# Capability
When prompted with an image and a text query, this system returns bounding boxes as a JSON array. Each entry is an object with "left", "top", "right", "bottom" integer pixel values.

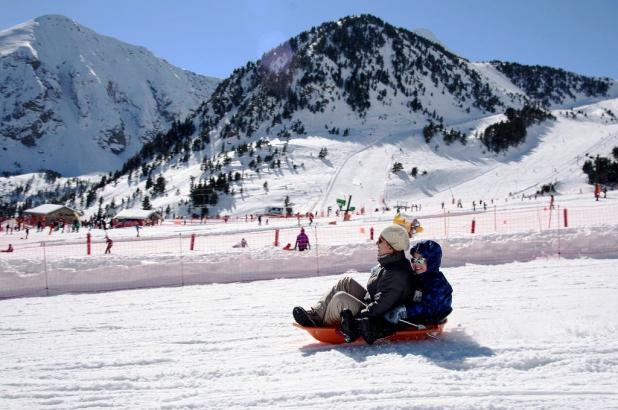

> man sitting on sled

[{"left": 292, "top": 225, "right": 413, "bottom": 335}]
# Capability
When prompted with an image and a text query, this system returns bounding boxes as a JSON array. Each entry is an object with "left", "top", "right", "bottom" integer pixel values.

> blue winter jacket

[{"left": 405, "top": 240, "right": 453, "bottom": 324}]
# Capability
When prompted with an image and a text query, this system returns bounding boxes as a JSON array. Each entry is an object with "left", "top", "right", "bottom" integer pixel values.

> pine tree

[
  {"left": 142, "top": 196, "right": 152, "bottom": 210},
  {"left": 153, "top": 175, "right": 166, "bottom": 195}
]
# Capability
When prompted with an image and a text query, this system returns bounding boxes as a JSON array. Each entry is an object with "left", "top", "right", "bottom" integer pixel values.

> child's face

[{"left": 411, "top": 252, "right": 428, "bottom": 274}]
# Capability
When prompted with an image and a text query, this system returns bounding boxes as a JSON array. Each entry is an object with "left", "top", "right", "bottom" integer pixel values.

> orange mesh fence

[{"left": 1, "top": 201, "right": 617, "bottom": 298}]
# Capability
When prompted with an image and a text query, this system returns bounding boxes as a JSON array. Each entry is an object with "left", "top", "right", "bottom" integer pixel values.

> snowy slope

[
  {"left": 1, "top": 257, "right": 616, "bottom": 408},
  {"left": 2, "top": 96, "right": 617, "bottom": 226},
  {"left": 0, "top": 15, "right": 220, "bottom": 176},
  {"left": 54, "top": 97, "right": 614, "bottom": 219}
]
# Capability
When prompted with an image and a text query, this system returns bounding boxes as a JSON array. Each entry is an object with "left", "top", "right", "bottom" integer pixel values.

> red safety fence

[{"left": 1, "top": 201, "right": 617, "bottom": 299}]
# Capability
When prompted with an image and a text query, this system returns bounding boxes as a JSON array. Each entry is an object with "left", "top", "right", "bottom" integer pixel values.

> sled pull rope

[{"left": 399, "top": 319, "right": 426, "bottom": 330}]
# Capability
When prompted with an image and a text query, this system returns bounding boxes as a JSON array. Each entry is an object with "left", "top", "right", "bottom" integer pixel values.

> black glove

[
  {"left": 360, "top": 317, "right": 397, "bottom": 345},
  {"left": 340, "top": 309, "right": 359, "bottom": 343}
]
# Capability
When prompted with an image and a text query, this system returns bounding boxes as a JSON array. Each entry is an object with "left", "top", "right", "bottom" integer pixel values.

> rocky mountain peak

[{"left": 0, "top": 15, "right": 220, "bottom": 176}]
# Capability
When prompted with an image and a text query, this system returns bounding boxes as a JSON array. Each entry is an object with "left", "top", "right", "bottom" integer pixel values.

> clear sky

[{"left": 1, "top": 0, "right": 617, "bottom": 80}]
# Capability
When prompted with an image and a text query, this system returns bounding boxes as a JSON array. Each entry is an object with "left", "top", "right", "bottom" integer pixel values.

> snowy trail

[
  {"left": 1, "top": 258, "right": 617, "bottom": 409},
  {"left": 315, "top": 129, "right": 418, "bottom": 212}
]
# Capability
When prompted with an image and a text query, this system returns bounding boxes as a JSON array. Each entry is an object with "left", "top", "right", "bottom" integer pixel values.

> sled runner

[{"left": 293, "top": 320, "right": 446, "bottom": 344}]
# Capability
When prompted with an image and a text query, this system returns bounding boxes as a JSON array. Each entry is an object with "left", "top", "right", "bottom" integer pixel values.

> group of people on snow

[{"left": 292, "top": 215, "right": 452, "bottom": 344}]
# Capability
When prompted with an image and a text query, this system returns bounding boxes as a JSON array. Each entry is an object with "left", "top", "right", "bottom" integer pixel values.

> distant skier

[
  {"left": 104, "top": 236, "right": 113, "bottom": 254},
  {"left": 294, "top": 228, "right": 310, "bottom": 251},
  {"left": 594, "top": 184, "right": 601, "bottom": 201},
  {"left": 1, "top": 243, "right": 14, "bottom": 253}
]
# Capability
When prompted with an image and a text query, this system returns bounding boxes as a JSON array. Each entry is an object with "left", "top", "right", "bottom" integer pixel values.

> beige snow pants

[{"left": 312, "top": 277, "right": 368, "bottom": 326}]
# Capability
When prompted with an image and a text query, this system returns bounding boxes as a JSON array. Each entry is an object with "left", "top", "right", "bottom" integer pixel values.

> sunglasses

[{"left": 411, "top": 257, "right": 426, "bottom": 265}]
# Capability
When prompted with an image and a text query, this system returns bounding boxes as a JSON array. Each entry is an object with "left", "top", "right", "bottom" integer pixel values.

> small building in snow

[
  {"left": 23, "top": 204, "right": 81, "bottom": 226},
  {"left": 112, "top": 209, "right": 162, "bottom": 228}
]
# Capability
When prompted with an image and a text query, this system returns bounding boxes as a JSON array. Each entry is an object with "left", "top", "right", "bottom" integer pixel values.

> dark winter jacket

[
  {"left": 364, "top": 251, "right": 414, "bottom": 318},
  {"left": 406, "top": 240, "right": 453, "bottom": 323}
]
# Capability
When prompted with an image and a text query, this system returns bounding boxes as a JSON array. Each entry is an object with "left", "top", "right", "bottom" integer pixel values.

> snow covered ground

[
  {"left": 1, "top": 257, "right": 617, "bottom": 409},
  {"left": 1, "top": 95, "right": 617, "bottom": 408},
  {"left": 1, "top": 195, "right": 617, "bottom": 408}
]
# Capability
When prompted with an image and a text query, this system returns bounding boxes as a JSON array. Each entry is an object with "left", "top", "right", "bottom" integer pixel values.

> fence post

[
  {"left": 557, "top": 206, "right": 561, "bottom": 259},
  {"left": 314, "top": 225, "right": 319, "bottom": 276},
  {"left": 370, "top": 227, "right": 374, "bottom": 241},
  {"left": 563, "top": 208, "right": 568, "bottom": 228},
  {"left": 190, "top": 233, "right": 196, "bottom": 251},
  {"left": 471, "top": 218, "right": 476, "bottom": 234},
  {"left": 274, "top": 229, "right": 280, "bottom": 247},
  {"left": 42, "top": 241, "right": 49, "bottom": 296},
  {"left": 86, "top": 233, "right": 91, "bottom": 255},
  {"left": 179, "top": 233, "right": 185, "bottom": 286}
]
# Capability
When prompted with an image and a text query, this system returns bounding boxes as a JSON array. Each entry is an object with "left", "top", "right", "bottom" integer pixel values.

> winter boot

[
  {"left": 359, "top": 318, "right": 396, "bottom": 345},
  {"left": 293, "top": 306, "right": 322, "bottom": 327},
  {"left": 339, "top": 309, "right": 360, "bottom": 343}
]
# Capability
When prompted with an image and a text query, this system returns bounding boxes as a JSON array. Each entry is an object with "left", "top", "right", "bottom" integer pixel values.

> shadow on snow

[{"left": 299, "top": 327, "right": 494, "bottom": 371}]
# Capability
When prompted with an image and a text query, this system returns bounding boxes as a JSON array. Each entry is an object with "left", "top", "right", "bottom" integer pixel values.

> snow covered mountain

[
  {"left": 2, "top": 14, "right": 618, "bottom": 219},
  {"left": 191, "top": 14, "right": 614, "bottom": 144},
  {"left": 0, "top": 15, "right": 220, "bottom": 176}
]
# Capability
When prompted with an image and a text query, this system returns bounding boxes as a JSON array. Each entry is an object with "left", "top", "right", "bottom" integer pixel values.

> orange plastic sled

[{"left": 293, "top": 321, "right": 446, "bottom": 344}]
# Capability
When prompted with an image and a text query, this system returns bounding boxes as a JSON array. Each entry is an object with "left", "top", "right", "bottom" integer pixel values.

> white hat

[{"left": 379, "top": 224, "right": 410, "bottom": 252}]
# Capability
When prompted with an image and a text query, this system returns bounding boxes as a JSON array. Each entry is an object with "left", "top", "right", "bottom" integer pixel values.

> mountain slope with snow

[
  {"left": 0, "top": 15, "right": 220, "bottom": 176},
  {"left": 1, "top": 14, "right": 617, "bottom": 221}
]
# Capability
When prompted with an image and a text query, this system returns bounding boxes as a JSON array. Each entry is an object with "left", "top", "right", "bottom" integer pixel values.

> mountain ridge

[{"left": 0, "top": 14, "right": 220, "bottom": 176}]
